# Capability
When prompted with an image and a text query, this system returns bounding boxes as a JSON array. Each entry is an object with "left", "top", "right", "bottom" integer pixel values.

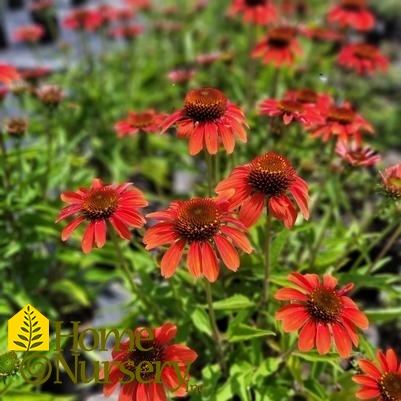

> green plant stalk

[
  {"left": 43, "top": 110, "right": 54, "bottom": 197},
  {"left": 109, "top": 227, "right": 162, "bottom": 322},
  {"left": 0, "top": 131, "right": 11, "bottom": 190},
  {"left": 204, "top": 280, "right": 227, "bottom": 375}
]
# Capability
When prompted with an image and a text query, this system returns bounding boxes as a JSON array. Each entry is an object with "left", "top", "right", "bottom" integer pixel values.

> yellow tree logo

[{"left": 8, "top": 304, "right": 49, "bottom": 351}]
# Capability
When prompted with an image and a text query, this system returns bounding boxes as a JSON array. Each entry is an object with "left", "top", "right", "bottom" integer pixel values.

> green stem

[
  {"left": 0, "top": 132, "right": 11, "bottom": 190},
  {"left": 43, "top": 110, "right": 54, "bottom": 197},
  {"left": 205, "top": 151, "right": 214, "bottom": 197},
  {"left": 204, "top": 280, "right": 227, "bottom": 375},
  {"left": 109, "top": 228, "right": 162, "bottom": 322},
  {"left": 258, "top": 206, "right": 272, "bottom": 326}
]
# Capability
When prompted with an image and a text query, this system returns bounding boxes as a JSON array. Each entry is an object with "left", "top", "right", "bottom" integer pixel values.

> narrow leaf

[
  {"left": 13, "top": 341, "right": 27, "bottom": 349},
  {"left": 18, "top": 334, "right": 29, "bottom": 342},
  {"left": 32, "top": 334, "right": 42, "bottom": 341},
  {"left": 30, "top": 342, "right": 43, "bottom": 349}
]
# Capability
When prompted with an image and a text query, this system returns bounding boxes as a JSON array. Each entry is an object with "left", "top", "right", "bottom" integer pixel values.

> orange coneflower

[
  {"left": 337, "top": 43, "right": 389, "bottom": 75},
  {"left": 252, "top": 26, "right": 302, "bottom": 67},
  {"left": 380, "top": 163, "right": 401, "bottom": 200},
  {"left": 309, "top": 101, "right": 374, "bottom": 145},
  {"left": 228, "top": 0, "right": 277, "bottom": 26},
  {"left": 352, "top": 348, "right": 401, "bottom": 401},
  {"left": 56, "top": 178, "right": 148, "bottom": 253},
  {"left": 0, "top": 65, "right": 20, "bottom": 85},
  {"left": 326, "top": 0, "right": 375, "bottom": 32},
  {"left": 336, "top": 140, "right": 381, "bottom": 167},
  {"left": 215, "top": 153, "right": 309, "bottom": 228},
  {"left": 13, "top": 24, "right": 44, "bottom": 43},
  {"left": 275, "top": 272, "right": 369, "bottom": 358},
  {"left": 161, "top": 87, "right": 248, "bottom": 155},
  {"left": 143, "top": 197, "right": 252, "bottom": 282},
  {"left": 114, "top": 110, "right": 165, "bottom": 138},
  {"left": 101, "top": 323, "right": 198, "bottom": 401},
  {"left": 63, "top": 8, "right": 104, "bottom": 31},
  {"left": 259, "top": 97, "right": 324, "bottom": 127}
]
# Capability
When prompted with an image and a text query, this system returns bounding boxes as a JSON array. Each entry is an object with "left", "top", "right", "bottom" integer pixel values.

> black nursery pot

[
  {"left": 7, "top": 0, "right": 24, "bottom": 10},
  {"left": 30, "top": 10, "right": 60, "bottom": 44},
  {"left": 70, "top": 0, "right": 87, "bottom": 6},
  {"left": 0, "top": 23, "right": 7, "bottom": 49}
]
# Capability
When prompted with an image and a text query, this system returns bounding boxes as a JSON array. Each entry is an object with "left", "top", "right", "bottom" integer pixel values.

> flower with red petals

[
  {"left": 166, "top": 68, "right": 196, "bottom": 84},
  {"left": 252, "top": 26, "right": 302, "bottom": 67},
  {"left": 56, "top": 178, "right": 148, "bottom": 253},
  {"left": 336, "top": 141, "right": 381, "bottom": 167},
  {"left": 110, "top": 25, "right": 144, "bottom": 40},
  {"left": 124, "top": 0, "right": 152, "bottom": 11},
  {"left": 259, "top": 97, "right": 324, "bottom": 127},
  {"left": 215, "top": 153, "right": 309, "bottom": 228},
  {"left": 228, "top": 0, "right": 277, "bottom": 26},
  {"left": 114, "top": 110, "right": 165, "bottom": 138},
  {"left": 300, "top": 24, "right": 344, "bottom": 42},
  {"left": 63, "top": 8, "right": 104, "bottom": 31},
  {"left": 337, "top": 43, "right": 389, "bottom": 75},
  {"left": 13, "top": 24, "right": 44, "bottom": 43},
  {"left": 0, "top": 65, "right": 20, "bottom": 85},
  {"left": 161, "top": 87, "right": 248, "bottom": 155},
  {"left": 143, "top": 197, "right": 252, "bottom": 282},
  {"left": 275, "top": 272, "right": 369, "bottom": 358},
  {"left": 309, "top": 101, "right": 374, "bottom": 145},
  {"left": 102, "top": 323, "right": 198, "bottom": 401},
  {"left": 353, "top": 348, "right": 401, "bottom": 401},
  {"left": 326, "top": 0, "right": 375, "bottom": 31},
  {"left": 380, "top": 164, "right": 401, "bottom": 200}
]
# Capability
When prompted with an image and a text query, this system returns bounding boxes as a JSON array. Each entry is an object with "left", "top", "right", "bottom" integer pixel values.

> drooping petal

[
  {"left": 109, "top": 215, "right": 132, "bottom": 240},
  {"left": 239, "top": 193, "right": 265, "bottom": 227},
  {"left": 220, "top": 226, "right": 252, "bottom": 253},
  {"left": 187, "top": 242, "right": 202, "bottom": 278},
  {"left": 200, "top": 241, "right": 219, "bottom": 282},
  {"left": 82, "top": 222, "right": 96, "bottom": 253},
  {"left": 60, "top": 216, "right": 85, "bottom": 241},
  {"left": 298, "top": 320, "right": 316, "bottom": 352},
  {"left": 316, "top": 323, "right": 331, "bottom": 355},
  {"left": 214, "top": 234, "right": 239, "bottom": 271},
  {"left": 94, "top": 219, "right": 107, "bottom": 249},
  {"left": 332, "top": 323, "right": 352, "bottom": 358},
  {"left": 160, "top": 240, "right": 186, "bottom": 278}
]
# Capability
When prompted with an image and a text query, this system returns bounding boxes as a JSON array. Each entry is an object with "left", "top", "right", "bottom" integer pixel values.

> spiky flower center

[
  {"left": 184, "top": 88, "right": 227, "bottom": 122},
  {"left": 248, "top": 153, "right": 296, "bottom": 197},
  {"left": 124, "top": 340, "right": 164, "bottom": 381},
  {"left": 384, "top": 176, "right": 401, "bottom": 199},
  {"left": 174, "top": 198, "right": 221, "bottom": 242},
  {"left": 0, "top": 351, "right": 20, "bottom": 377},
  {"left": 5, "top": 117, "right": 28, "bottom": 137},
  {"left": 268, "top": 27, "right": 296, "bottom": 48},
  {"left": 128, "top": 111, "right": 155, "bottom": 128},
  {"left": 353, "top": 44, "right": 378, "bottom": 60},
  {"left": 278, "top": 100, "right": 304, "bottom": 114},
  {"left": 295, "top": 89, "right": 318, "bottom": 104},
  {"left": 341, "top": 0, "right": 366, "bottom": 11},
  {"left": 245, "top": 0, "right": 266, "bottom": 6},
  {"left": 306, "top": 286, "right": 343, "bottom": 323},
  {"left": 378, "top": 372, "right": 401, "bottom": 401},
  {"left": 82, "top": 188, "right": 120, "bottom": 220},
  {"left": 327, "top": 106, "right": 355, "bottom": 125}
]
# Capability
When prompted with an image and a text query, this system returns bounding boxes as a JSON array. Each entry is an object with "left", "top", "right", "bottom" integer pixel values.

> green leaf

[
  {"left": 50, "top": 279, "right": 90, "bottom": 306},
  {"left": 1, "top": 392, "right": 75, "bottom": 401},
  {"left": 190, "top": 307, "right": 212, "bottom": 336},
  {"left": 18, "top": 334, "right": 29, "bottom": 342},
  {"left": 31, "top": 341, "right": 43, "bottom": 349},
  {"left": 32, "top": 334, "right": 42, "bottom": 341},
  {"left": 227, "top": 324, "right": 275, "bottom": 343},
  {"left": 13, "top": 341, "right": 27, "bottom": 348},
  {"left": 212, "top": 295, "right": 254, "bottom": 310},
  {"left": 365, "top": 307, "right": 401, "bottom": 323}
]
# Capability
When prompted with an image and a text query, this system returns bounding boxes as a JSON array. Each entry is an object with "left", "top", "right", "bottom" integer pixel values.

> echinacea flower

[
  {"left": 63, "top": 8, "right": 104, "bottom": 31},
  {"left": 161, "top": 87, "right": 248, "bottom": 155},
  {"left": 275, "top": 272, "right": 369, "bottom": 358},
  {"left": 215, "top": 153, "right": 309, "bottom": 228},
  {"left": 228, "top": 0, "right": 277, "bottom": 26},
  {"left": 13, "top": 24, "right": 44, "bottom": 43},
  {"left": 259, "top": 97, "right": 324, "bottom": 127},
  {"left": 352, "top": 348, "right": 401, "bottom": 401},
  {"left": 336, "top": 140, "right": 381, "bottom": 167},
  {"left": 35, "top": 84, "right": 64, "bottom": 107},
  {"left": 252, "top": 26, "right": 302, "bottom": 67},
  {"left": 166, "top": 68, "right": 196, "bottom": 84},
  {"left": 56, "top": 178, "right": 148, "bottom": 253},
  {"left": 309, "top": 101, "right": 374, "bottom": 145},
  {"left": 4, "top": 117, "right": 28, "bottom": 137},
  {"left": 143, "top": 197, "right": 252, "bottom": 282},
  {"left": 114, "top": 110, "right": 165, "bottom": 138},
  {"left": 380, "top": 163, "right": 401, "bottom": 200},
  {"left": 102, "top": 323, "right": 198, "bottom": 401},
  {"left": 326, "top": 0, "right": 375, "bottom": 32},
  {"left": 0, "top": 65, "right": 20, "bottom": 85},
  {"left": 109, "top": 25, "right": 144, "bottom": 40},
  {"left": 337, "top": 43, "right": 389, "bottom": 75}
]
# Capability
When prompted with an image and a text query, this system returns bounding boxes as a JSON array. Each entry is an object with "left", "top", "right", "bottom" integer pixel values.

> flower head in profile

[
  {"left": 161, "top": 87, "right": 248, "bottom": 155},
  {"left": 352, "top": 348, "right": 401, "bottom": 401},
  {"left": 215, "top": 153, "right": 309, "bottom": 228},
  {"left": 0, "top": 65, "right": 20, "bottom": 85},
  {"left": 337, "top": 43, "right": 389, "bottom": 75},
  {"left": 380, "top": 164, "right": 401, "bottom": 200},
  {"left": 326, "top": 0, "right": 375, "bottom": 31},
  {"left": 309, "top": 101, "right": 374, "bottom": 145},
  {"left": 13, "top": 24, "right": 44, "bottom": 43},
  {"left": 259, "top": 97, "right": 324, "bottom": 127},
  {"left": 35, "top": 84, "right": 65, "bottom": 107},
  {"left": 102, "top": 323, "right": 197, "bottom": 401},
  {"left": 336, "top": 141, "right": 381, "bottom": 167},
  {"left": 114, "top": 110, "right": 165, "bottom": 138},
  {"left": 143, "top": 197, "right": 252, "bottom": 282},
  {"left": 56, "top": 178, "right": 148, "bottom": 253},
  {"left": 228, "top": 0, "right": 277, "bottom": 26},
  {"left": 63, "top": 8, "right": 103, "bottom": 31},
  {"left": 252, "top": 26, "right": 302, "bottom": 67},
  {"left": 275, "top": 272, "right": 369, "bottom": 358},
  {"left": 4, "top": 117, "right": 28, "bottom": 137},
  {"left": 166, "top": 68, "right": 196, "bottom": 84}
]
